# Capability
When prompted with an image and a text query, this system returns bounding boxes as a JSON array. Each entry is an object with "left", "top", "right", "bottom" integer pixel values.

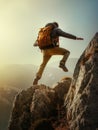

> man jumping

[{"left": 33, "top": 22, "right": 84, "bottom": 85}]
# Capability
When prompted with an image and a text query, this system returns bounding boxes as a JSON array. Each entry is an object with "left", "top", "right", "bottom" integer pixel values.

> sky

[{"left": 0, "top": 0, "right": 98, "bottom": 65}]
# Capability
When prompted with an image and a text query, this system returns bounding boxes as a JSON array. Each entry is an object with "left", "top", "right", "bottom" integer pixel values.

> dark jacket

[
  {"left": 51, "top": 28, "right": 76, "bottom": 40},
  {"left": 42, "top": 27, "right": 77, "bottom": 49},
  {"left": 34, "top": 23, "right": 77, "bottom": 49},
  {"left": 45, "top": 22, "right": 76, "bottom": 40}
]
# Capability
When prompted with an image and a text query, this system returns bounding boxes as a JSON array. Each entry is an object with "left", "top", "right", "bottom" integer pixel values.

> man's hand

[
  {"left": 33, "top": 41, "right": 38, "bottom": 47},
  {"left": 76, "top": 37, "right": 84, "bottom": 40}
]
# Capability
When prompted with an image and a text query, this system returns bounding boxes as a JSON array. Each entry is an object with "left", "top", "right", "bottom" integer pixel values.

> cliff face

[
  {"left": 65, "top": 32, "right": 98, "bottom": 130},
  {"left": 8, "top": 77, "right": 71, "bottom": 130},
  {"left": 8, "top": 33, "right": 98, "bottom": 130}
]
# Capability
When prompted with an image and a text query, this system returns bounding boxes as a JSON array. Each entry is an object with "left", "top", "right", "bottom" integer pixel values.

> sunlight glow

[{"left": 0, "top": 0, "right": 98, "bottom": 65}]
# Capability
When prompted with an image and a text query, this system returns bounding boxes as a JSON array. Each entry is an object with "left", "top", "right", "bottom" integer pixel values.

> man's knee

[
  {"left": 67, "top": 50, "right": 70, "bottom": 55},
  {"left": 64, "top": 50, "right": 70, "bottom": 56}
]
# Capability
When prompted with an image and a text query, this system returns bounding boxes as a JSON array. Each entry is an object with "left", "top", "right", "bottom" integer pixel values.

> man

[{"left": 33, "top": 22, "right": 83, "bottom": 85}]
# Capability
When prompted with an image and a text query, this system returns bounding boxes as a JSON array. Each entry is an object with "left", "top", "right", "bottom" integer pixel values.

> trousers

[{"left": 36, "top": 47, "right": 70, "bottom": 79}]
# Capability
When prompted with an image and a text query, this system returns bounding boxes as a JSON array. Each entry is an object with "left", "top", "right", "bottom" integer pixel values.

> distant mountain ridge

[
  {"left": 0, "top": 58, "right": 77, "bottom": 88},
  {"left": 49, "top": 58, "right": 78, "bottom": 73}
]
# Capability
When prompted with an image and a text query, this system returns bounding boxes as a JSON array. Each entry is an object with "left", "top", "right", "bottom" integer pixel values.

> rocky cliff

[
  {"left": 65, "top": 32, "right": 98, "bottom": 130},
  {"left": 8, "top": 77, "right": 71, "bottom": 130},
  {"left": 8, "top": 33, "right": 98, "bottom": 130}
]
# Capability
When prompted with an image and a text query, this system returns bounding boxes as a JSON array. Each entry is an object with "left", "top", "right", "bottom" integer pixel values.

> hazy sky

[{"left": 0, "top": 0, "right": 98, "bottom": 65}]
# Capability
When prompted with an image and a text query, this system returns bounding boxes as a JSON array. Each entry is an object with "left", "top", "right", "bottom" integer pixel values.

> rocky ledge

[{"left": 8, "top": 77, "right": 71, "bottom": 130}]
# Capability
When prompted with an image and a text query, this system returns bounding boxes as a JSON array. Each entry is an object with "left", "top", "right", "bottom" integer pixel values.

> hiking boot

[
  {"left": 59, "top": 63, "right": 68, "bottom": 72},
  {"left": 33, "top": 76, "right": 40, "bottom": 85}
]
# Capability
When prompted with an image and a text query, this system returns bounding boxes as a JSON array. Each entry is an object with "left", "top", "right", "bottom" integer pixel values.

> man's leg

[
  {"left": 33, "top": 52, "right": 51, "bottom": 85},
  {"left": 47, "top": 47, "right": 70, "bottom": 72}
]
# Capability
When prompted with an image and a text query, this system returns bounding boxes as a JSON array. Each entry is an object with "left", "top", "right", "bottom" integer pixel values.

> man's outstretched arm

[{"left": 56, "top": 28, "right": 84, "bottom": 40}]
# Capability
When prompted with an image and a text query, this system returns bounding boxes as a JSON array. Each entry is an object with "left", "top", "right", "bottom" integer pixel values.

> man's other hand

[
  {"left": 33, "top": 41, "right": 38, "bottom": 47},
  {"left": 76, "top": 37, "right": 84, "bottom": 40}
]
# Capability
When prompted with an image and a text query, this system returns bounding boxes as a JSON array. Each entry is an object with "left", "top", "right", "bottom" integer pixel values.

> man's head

[
  {"left": 52, "top": 22, "right": 59, "bottom": 27},
  {"left": 45, "top": 22, "right": 59, "bottom": 28}
]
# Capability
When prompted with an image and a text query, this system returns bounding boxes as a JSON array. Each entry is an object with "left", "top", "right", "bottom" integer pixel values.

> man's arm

[
  {"left": 76, "top": 37, "right": 84, "bottom": 40},
  {"left": 56, "top": 28, "right": 84, "bottom": 40}
]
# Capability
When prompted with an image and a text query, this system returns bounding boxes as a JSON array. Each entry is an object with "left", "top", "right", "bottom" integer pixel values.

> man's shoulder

[{"left": 52, "top": 28, "right": 63, "bottom": 36}]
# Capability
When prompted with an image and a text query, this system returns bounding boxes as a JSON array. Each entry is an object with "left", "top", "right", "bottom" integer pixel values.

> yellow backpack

[{"left": 37, "top": 26, "right": 53, "bottom": 49}]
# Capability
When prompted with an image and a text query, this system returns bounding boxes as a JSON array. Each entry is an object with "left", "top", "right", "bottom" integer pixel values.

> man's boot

[{"left": 33, "top": 76, "right": 40, "bottom": 85}]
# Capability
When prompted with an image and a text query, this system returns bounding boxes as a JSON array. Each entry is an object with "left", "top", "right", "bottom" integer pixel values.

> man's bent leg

[
  {"left": 33, "top": 54, "right": 51, "bottom": 85},
  {"left": 59, "top": 50, "right": 70, "bottom": 72},
  {"left": 47, "top": 47, "right": 70, "bottom": 72}
]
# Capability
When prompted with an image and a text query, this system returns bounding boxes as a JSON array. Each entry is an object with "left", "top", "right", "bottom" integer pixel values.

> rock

[
  {"left": 8, "top": 78, "right": 71, "bottom": 130},
  {"left": 53, "top": 77, "right": 72, "bottom": 105},
  {"left": 65, "top": 33, "right": 98, "bottom": 130}
]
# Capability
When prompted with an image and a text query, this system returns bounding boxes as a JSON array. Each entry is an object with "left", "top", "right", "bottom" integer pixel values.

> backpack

[{"left": 37, "top": 26, "right": 53, "bottom": 49}]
